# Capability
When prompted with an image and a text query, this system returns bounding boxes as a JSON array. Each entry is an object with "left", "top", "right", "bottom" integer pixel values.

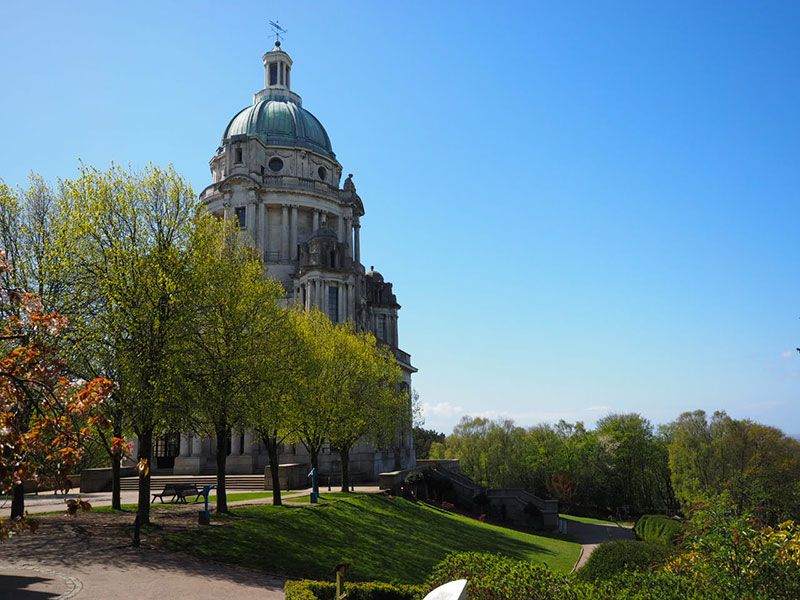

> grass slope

[{"left": 161, "top": 494, "right": 580, "bottom": 583}]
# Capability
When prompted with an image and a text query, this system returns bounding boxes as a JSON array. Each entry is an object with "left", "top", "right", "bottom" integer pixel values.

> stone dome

[
  {"left": 366, "top": 266, "right": 384, "bottom": 282},
  {"left": 222, "top": 98, "right": 334, "bottom": 159}
]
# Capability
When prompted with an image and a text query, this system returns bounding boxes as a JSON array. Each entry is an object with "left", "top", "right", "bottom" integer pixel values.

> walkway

[
  {"left": 565, "top": 519, "right": 635, "bottom": 571},
  {"left": 0, "top": 486, "right": 387, "bottom": 599}
]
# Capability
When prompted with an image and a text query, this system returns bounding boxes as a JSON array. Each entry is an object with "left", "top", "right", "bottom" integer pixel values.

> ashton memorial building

[{"left": 165, "top": 41, "right": 416, "bottom": 479}]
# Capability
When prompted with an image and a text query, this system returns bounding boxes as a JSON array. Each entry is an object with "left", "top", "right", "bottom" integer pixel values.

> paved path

[
  {"left": 0, "top": 486, "right": 384, "bottom": 599},
  {"left": 565, "top": 519, "right": 635, "bottom": 571}
]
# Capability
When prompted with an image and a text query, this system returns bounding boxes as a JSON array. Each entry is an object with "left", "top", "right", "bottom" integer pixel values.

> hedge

[
  {"left": 284, "top": 580, "right": 424, "bottom": 600},
  {"left": 633, "top": 514, "right": 684, "bottom": 545},
  {"left": 423, "top": 552, "right": 587, "bottom": 600},
  {"left": 575, "top": 540, "right": 676, "bottom": 583}
]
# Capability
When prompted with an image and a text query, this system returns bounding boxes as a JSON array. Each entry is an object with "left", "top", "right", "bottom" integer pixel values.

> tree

[
  {"left": 290, "top": 310, "right": 344, "bottom": 474},
  {"left": 413, "top": 426, "right": 445, "bottom": 460},
  {"left": 668, "top": 410, "right": 800, "bottom": 521},
  {"left": 0, "top": 248, "right": 113, "bottom": 531},
  {"left": 61, "top": 163, "right": 195, "bottom": 524},
  {"left": 326, "top": 326, "right": 407, "bottom": 492},
  {"left": 246, "top": 307, "right": 308, "bottom": 507},
  {"left": 177, "top": 214, "right": 284, "bottom": 512}
]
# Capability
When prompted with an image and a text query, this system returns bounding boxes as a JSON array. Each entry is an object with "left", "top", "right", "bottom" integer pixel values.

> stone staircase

[{"left": 119, "top": 474, "right": 269, "bottom": 491}]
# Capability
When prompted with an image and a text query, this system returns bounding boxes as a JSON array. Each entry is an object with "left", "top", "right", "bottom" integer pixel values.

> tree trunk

[
  {"left": 10, "top": 482, "right": 25, "bottom": 519},
  {"left": 136, "top": 429, "right": 153, "bottom": 525},
  {"left": 215, "top": 428, "right": 228, "bottom": 513},
  {"left": 111, "top": 421, "right": 123, "bottom": 510},
  {"left": 111, "top": 455, "right": 121, "bottom": 511},
  {"left": 309, "top": 447, "right": 320, "bottom": 473},
  {"left": 264, "top": 435, "right": 282, "bottom": 506},
  {"left": 338, "top": 445, "right": 351, "bottom": 493}
]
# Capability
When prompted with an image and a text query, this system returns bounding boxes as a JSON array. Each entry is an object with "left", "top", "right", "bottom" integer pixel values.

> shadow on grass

[{"left": 160, "top": 494, "right": 580, "bottom": 583}]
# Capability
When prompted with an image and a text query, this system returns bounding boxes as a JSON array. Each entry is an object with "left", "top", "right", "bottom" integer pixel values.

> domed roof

[
  {"left": 366, "top": 266, "right": 384, "bottom": 282},
  {"left": 222, "top": 98, "right": 334, "bottom": 158}
]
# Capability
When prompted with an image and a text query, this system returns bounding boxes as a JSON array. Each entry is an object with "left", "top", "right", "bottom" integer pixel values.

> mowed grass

[
  {"left": 287, "top": 491, "right": 368, "bottom": 503},
  {"left": 161, "top": 494, "right": 581, "bottom": 583},
  {"left": 559, "top": 513, "right": 635, "bottom": 527},
  {"left": 93, "top": 491, "right": 277, "bottom": 513}
]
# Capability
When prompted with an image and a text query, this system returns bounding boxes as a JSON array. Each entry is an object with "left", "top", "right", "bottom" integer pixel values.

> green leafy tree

[
  {"left": 668, "top": 410, "right": 800, "bottom": 521},
  {"left": 177, "top": 214, "right": 284, "bottom": 512},
  {"left": 413, "top": 426, "right": 445, "bottom": 460},
  {"left": 326, "top": 326, "right": 408, "bottom": 492},
  {"left": 61, "top": 163, "right": 195, "bottom": 524}
]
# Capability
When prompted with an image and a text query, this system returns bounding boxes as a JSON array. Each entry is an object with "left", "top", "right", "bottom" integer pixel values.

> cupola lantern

[{"left": 262, "top": 41, "right": 292, "bottom": 91}]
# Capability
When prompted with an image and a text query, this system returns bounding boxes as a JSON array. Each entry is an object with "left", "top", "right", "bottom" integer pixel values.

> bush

[
  {"left": 424, "top": 552, "right": 587, "bottom": 600},
  {"left": 284, "top": 580, "right": 424, "bottom": 600},
  {"left": 576, "top": 540, "right": 675, "bottom": 583},
  {"left": 633, "top": 514, "right": 684, "bottom": 545},
  {"left": 588, "top": 571, "right": 718, "bottom": 600}
]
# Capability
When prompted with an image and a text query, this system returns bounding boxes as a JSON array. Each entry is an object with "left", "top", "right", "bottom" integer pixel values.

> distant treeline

[{"left": 416, "top": 410, "right": 800, "bottom": 521}]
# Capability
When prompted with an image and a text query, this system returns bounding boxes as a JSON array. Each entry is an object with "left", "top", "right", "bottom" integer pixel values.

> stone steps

[{"left": 119, "top": 474, "right": 267, "bottom": 491}]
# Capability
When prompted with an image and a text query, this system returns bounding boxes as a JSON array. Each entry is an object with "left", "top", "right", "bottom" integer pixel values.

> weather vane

[{"left": 269, "top": 20, "right": 288, "bottom": 44}]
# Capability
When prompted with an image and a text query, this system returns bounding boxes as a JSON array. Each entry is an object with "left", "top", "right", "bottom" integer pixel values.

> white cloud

[
  {"left": 583, "top": 405, "right": 611, "bottom": 412},
  {"left": 422, "top": 401, "right": 464, "bottom": 418},
  {"left": 781, "top": 350, "right": 795, "bottom": 359}
]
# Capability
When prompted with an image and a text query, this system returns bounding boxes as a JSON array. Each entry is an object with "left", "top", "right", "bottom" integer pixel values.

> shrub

[
  {"left": 633, "top": 514, "right": 684, "bottom": 545},
  {"left": 284, "top": 580, "right": 424, "bottom": 600},
  {"left": 588, "top": 571, "right": 718, "bottom": 600},
  {"left": 424, "top": 552, "right": 587, "bottom": 600},
  {"left": 576, "top": 540, "right": 675, "bottom": 583}
]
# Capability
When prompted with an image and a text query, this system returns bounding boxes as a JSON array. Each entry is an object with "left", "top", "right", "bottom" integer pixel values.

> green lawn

[
  {"left": 559, "top": 513, "right": 635, "bottom": 527},
  {"left": 160, "top": 494, "right": 581, "bottom": 583},
  {"left": 287, "top": 491, "right": 368, "bottom": 503},
  {"left": 93, "top": 491, "right": 276, "bottom": 513}
]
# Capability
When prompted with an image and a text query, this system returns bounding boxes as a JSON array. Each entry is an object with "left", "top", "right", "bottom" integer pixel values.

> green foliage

[
  {"left": 413, "top": 426, "right": 445, "bottom": 459},
  {"left": 633, "top": 514, "right": 684, "bottom": 545},
  {"left": 424, "top": 552, "right": 586, "bottom": 600},
  {"left": 588, "top": 571, "right": 717, "bottom": 600},
  {"left": 161, "top": 493, "right": 580, "bottom": 583},
  {"left": 284, "top": 580, "right": 423, "bottom": 600},
  {"left": 426, "top": 552, "right": 716, "bottom": 600},
  {"left": 666, "top": 494, "right": 800, "bottom": 600},
  {"left": 440, "top": 414, "right": 677, "bottom": 516},
  {"left": 667, "top": 410, "right": 800, "bottom": 521},
  {"left": 575, "top": 540, "right": 675, "bottom": 583}
]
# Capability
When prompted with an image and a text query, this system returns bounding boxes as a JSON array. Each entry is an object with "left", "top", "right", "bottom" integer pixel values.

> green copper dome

[{"left": 222, "top": 97, "right": 334, "bottom": 158}]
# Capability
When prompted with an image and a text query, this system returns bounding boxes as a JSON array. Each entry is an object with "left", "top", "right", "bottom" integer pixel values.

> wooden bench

[{"left": 151, "top": 483, "right": 199, "bottom": 504}]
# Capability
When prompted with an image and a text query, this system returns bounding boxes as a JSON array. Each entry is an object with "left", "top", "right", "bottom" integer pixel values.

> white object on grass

[{"left": 422, "top": 579, "right": 468, "bottom": 600}]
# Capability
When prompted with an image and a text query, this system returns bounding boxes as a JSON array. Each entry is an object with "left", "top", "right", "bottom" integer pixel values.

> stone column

[
  {"left": 268, "top": 202, "right": 269, "bottom": 258},
  {"left": 191, "top": 436, "right": 203, "bottom": 456},
  {"left": 393, "top": 315, "right": 399, "bottom": 347},
  {"left": 344, "top": 217, "right": 352, "bottom": 259},
  {"left": 243, "top": 431, "right": 256, "bottom": 455},
  {"left": 313, "top": 210, "right": 320, "bottom": 232},
  {"left": 179, "top": 434, "right": 189, "bottom": 457},
  {"left": 232, "top": 430, "right": 243, "bottom": 456},
  {"left": 338, "top": 285, "right": 345, "bottom": 323},
  {"left": 281, "top": 205, "right": 289, "bottom": 261},
  {"left": 290, "top": 206, "right": 298, "bottom": 260},
  {"left": 247, "top": 190, "right": 257, "bottom": 241},
  {"left": 354, "top": 220, "right": 361, "bottom": 265},
  {"left": 338, "top": 214, "right": 345, "bottom": 243}
]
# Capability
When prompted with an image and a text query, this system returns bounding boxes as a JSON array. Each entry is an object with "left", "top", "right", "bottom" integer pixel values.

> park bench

[{"left": 151, "top": 483, "right": 199, "bottom": 504}]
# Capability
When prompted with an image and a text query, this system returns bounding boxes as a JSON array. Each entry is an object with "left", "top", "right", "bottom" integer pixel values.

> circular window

[
  {"left": 268, "top": 157, "right": 284, "bottom": 172},
  {"left": 317, "top": 166, "right": 327, "bottom": 181}
]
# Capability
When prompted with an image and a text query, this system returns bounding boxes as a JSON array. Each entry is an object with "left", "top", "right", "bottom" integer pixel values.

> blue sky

[{"left": 1, "top": 1, "right": 799, "bottom": 435}]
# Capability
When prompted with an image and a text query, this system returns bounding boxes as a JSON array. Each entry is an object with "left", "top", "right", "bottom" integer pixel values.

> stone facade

[{"left": 167, "top": 41, "right": 416, "bottom": 479}]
